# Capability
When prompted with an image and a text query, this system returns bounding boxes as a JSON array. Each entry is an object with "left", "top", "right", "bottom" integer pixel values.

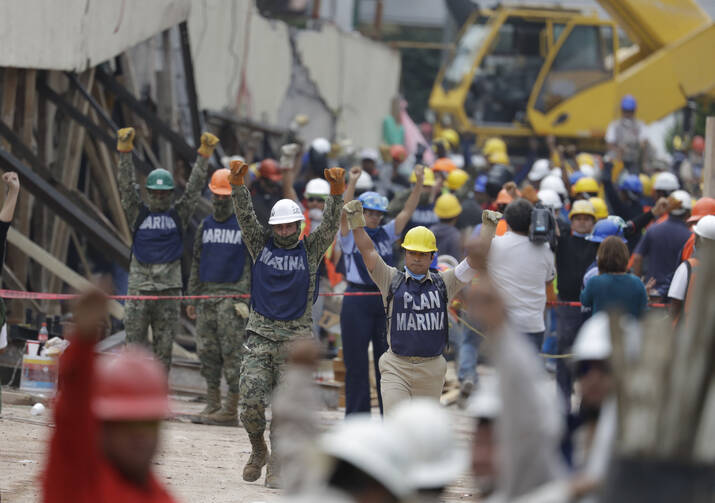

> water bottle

[{"left": 38, "top": 322, "right": 49, "bottom": 343}]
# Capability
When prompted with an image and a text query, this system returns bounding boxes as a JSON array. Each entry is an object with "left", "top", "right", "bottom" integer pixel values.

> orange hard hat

[
  {"left": 93, "top": 346, "right": 171, "bottom": 421},
  {"left": 691, "top": 135, "right": 705, "bottom": 154},
  {"left": 209, "top": 168, "right": 232, "bottom": 195},
  {"left": 390, "top": 144, "right": 407, "bottom": 162},
  {"left": 687, "top": 197, "right": 715, "bottom": 223},
  {"left": 496, "top": 189, "right": 513, "bottom": 205},
  {"left": 259, "top": 159, "right": 282, "bottom": 182},
  {"left": 432, "top": 157, "right": 457, "bottom": 173}
]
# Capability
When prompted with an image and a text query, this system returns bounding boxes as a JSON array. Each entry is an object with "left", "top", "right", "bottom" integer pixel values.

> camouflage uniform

[
  {"left": 231, "top": 185, "right": 341, "bottom": 437},
  {"left": 187, "top": 219, "right": 251, "bottom": 393},
  {"left": 118, "top": 152, "right": 208, "bottom": 368}
]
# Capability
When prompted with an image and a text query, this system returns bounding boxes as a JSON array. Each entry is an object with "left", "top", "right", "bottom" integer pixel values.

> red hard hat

[
  {"left": 390, "top": 145, "right": 407, "bottom": 162},
  {"left": 93, "top": 346, "right": 171, "bottom": 421},
  {"left": 259, "top": 159, "right": 282, "bottom": 182},
  {"left": 687, "top": 197, "right": 715, "bottom": 223},
  {"left": 691, "top": 135, "right": 705, "bottom": 154}
]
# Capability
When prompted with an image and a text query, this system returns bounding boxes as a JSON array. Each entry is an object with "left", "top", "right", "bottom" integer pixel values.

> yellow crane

[{"left": 429, "top": 0, "right": 715, "bottom": 150}]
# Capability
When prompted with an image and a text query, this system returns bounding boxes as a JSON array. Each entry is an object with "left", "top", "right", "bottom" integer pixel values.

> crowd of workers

[{"left": 2, "top": 92, "right": 708, "bottom": 502}]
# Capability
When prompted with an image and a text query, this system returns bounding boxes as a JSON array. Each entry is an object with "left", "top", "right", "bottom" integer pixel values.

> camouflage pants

[
  {"left": 239, "top": 331, "right": 289, "bottom": 436},
  {"left": 124, "top": 289, "right": 180, "bottom": 370},
  {"left": 195, "top": 298, "right": 247, "bottom": 393}
]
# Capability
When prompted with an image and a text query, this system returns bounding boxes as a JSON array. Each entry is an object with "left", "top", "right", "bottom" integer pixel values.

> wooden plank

[
  {"left": 48, "top": 69, "right": 95, "bottom": 294},
  {"left": 704, "top": 116, "right": 714, "bottom": 198},
  {"left": 6, "top": 227, "right": 124, "bottom": 320},
  {"left": 157, "top": 29, "right": 175, "bottom": 172},
  {"left": 83, "top": 129, "right": 131, "bottom": 243},
  {"left": 0, "top": 68, "right": 18, "bottom": 152}
]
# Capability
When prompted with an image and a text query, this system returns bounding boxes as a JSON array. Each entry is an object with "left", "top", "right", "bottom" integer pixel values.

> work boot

[
  {"left": 204, "top": 392, "right": 239, "bottom": 426},
  {"left": 199, "top": 386, "right": 221, "bottom": 417},
  {"left": 242, "top": 434, "right": 268, "bottom": 482},
  {"left": 264, "top": 452, "right": 281, "bottom": 489}
]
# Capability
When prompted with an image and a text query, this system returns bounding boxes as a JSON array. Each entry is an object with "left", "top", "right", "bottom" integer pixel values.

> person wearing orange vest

[
  {"left": 680, "top": 197, "right": 715, "bottom": 261},
  {"left": 668, "top": 215, "right": 715, "bottom": 322},
  {"left": 42, "top": 290, "right": 176, "bottom": 503}
]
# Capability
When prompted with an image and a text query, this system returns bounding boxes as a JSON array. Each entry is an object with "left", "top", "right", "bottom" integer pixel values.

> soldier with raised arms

[{"left": 227, "top": 158, "right": 345, "bottom": 488}]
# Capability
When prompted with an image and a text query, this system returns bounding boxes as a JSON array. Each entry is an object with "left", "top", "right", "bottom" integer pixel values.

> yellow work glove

[
  {"left": 234, "top": 302, "right": 249, "bottom": 319},
  {"left": 480, "top": 210, "right": 502, "bottom": 241},
  {"left": 324, "top": 167, "right": 346, "bottom": 195},
  {"left": 280, "top": 143, "right": 300, "bottom": 170},
  {"left": 197, "top": 132, "right": 220, "bottom": 158},
  {"left": 229, "top": 159, "right": 249, "bottom": 186},
  {"left": 117, "top": 127, "right": 136, "bottom": 153},
  {"left": 343, "top": 200, "right": 366, "bottom": 230}
]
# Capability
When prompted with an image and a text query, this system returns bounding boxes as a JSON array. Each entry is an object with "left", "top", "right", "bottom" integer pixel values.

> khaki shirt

[{"left": 368, "top": 255, "right": 467, "bottom": 351}]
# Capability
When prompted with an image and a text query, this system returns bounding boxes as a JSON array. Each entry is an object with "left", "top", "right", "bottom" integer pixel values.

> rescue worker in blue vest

[
  {"left": 116, "top": 127, "right": 219, "bottom": 370},
  {"left": 185, "top": 168, "right": 250, "bottom": 426},
  {"left": 344, "top": 201, "right": 479, "bottom": 413},
  {"left": 227, "top": 159, "right": 345, "bottom": 488},
  {"left": 387, "top": 167, "right": 439, "bottom": 233},
  {"left": 339, "top": 164, "right": 425, "bottom": 416}
]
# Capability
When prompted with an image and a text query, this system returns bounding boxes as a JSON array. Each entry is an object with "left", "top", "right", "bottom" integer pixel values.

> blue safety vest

[
  {"left": 387, "top": 273, "right": 448, "bottom": 357},
  {"left": 251, "top": 239, "right": 311, "bottom": 321},
  {"left": 198, "top": 215, "right": 247, "bottom": 283},
  {"left": 131, "top": 206, "right": 183, "bottom": 265},
  {"left": 353, "top": 226, "right": 394, "bottom": 285},
  {"left": 407, "top": 204, "right": 438, "bottom": 231}
]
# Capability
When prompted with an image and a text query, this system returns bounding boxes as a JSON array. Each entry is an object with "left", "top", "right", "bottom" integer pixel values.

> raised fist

[
  {"left": 198, "top": 132, "right": 220, "bottom": 158},
  {"left": 324, "top": 167, "right": 346, "bottom": 195},
  {"left": 117, "top": 127, "right": 136, "bottom": 152},
  {"left": 229, "top": 159, "right": 249, "bottom": 186}
]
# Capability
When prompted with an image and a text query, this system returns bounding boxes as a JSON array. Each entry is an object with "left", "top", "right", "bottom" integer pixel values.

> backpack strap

[{"left": 385, "top": 272, "right": 406, "bottom": 318}]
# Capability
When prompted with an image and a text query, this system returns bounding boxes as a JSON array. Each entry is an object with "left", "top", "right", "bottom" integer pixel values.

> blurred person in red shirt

[{"left": 42, "top": 290, "right": 176, "bottom": 503}]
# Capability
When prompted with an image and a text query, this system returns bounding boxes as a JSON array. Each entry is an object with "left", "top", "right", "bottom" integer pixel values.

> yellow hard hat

[
  {"left": 572, "top": 177, "right": 599, "bottom": 195},
  {"left": 439, "top": 129, "right": 460, "bottom": 150},
  {"left": 640, "top": 174, "right": 654, "bottom": 198},
  {"left": 483, "top": 137, "right": 506, "bottom": 157},
  {"left": 402, "top": 226, "right": 438, "bottom": 253},
  {"left": 434, "top": 193, "right": 463, "bottom": 219},
  {"left": 569, "top": 200, "right": 596, "bottom": 220},
  {"left": 488, "top": 151, "right": 510, "bottom": 165},
  {"left": 445, "top": 169, "right": 469, "bottom": 191},
  {"left": 409, "top": 167, "right": 436, "bottom": 187},
  {"left": 672, "top": 135, "right": 683, "bottom": 151},
  {"left": 576, "top": 153, "right": 595, "bottom": 167},
  {"left": 589, "top": 197, "right": 608, "bottom": 220}
]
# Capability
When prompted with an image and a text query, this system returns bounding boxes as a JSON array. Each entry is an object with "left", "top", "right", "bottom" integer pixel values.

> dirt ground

[{"left": 0, "top": 392, "right": 478, "bottom": 503}]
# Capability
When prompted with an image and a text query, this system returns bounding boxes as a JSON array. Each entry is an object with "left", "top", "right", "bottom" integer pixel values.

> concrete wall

[
  {"left": 188, "top": 0, "right": 401, "bottom": 149},
  {"left": 0, "top": 0, "right": 190, "bottom": 71}
]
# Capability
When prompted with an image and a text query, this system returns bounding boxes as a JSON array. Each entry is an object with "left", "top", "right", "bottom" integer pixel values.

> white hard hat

[
  {"left": 355, "top": 171, "right": 374, "bottom": 190},
  {"left": 386, "top": 399, "right": 468, "bottom": 489},
  {"left": 305, "top": 178, "right": 330, "bottom": 197},
  {"left": 528, "top": 159, "right": 551, "bottom": 182},
  {"left": 550, "top": 167, "right": 563, "bottom": 178},
  {"left": 268, "top": 199, "right": 305, "bottom": 225},
  {"left": 540, "top": 175, "right": 567, "bottom": 197},
  {"left": 579, "top": 164, "right": 597, "bottom": 178},
  {"left": 471, "top": 154, "right": 487, "bottom": 170},
  {"left": 450, "top": 154, "right": 465, "bottom": 169},
  {"left": 573, "top": 312, "right": 641, "bottom": 362},
  {"left": 360, "top": 148, "right": 379, "bottom": 162},
  {"left": 311, "top": 137, "right": 331, "bottom": 154},
  {"left": 669, "top": 189, "right": 692, "bottom": 215},
  {"left": 538, "top": 188, "right": 563, "bottom": 209},
  {"left": 466, "top": 374, "right": 500, "bottom": 419},
  {"left": 653, "top": 172, "right": 680, "bottom": 192},
  {"left": 694, "top": 214, "right": 715, "bottom": 240},
  {"left": 320, "top": 416, "right": 412, "bottom": 498},
  {"left": 221, "top": 154, "right": 245, "bottom": 170}
]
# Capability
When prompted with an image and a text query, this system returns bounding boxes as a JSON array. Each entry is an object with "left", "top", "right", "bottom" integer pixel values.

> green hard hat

[{"left": 146, "top": 168, "right": 174, "bottom": 190}]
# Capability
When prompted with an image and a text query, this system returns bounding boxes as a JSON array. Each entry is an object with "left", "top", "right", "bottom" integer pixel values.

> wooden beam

[
  {"left": 157, "top": 29, "right": 176, "bottom": 172},
  {"left": 48, "top": 69, "right": 95, "bottom": 294},
  {"left": 704, "top": 116, "right": 714, "bottom": 198},
  {"left": 0, "top": 68, "right": 18, "bottom": 152},
  {"left": 6, "top": 227, "right": 124, "bottom": 319}
]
